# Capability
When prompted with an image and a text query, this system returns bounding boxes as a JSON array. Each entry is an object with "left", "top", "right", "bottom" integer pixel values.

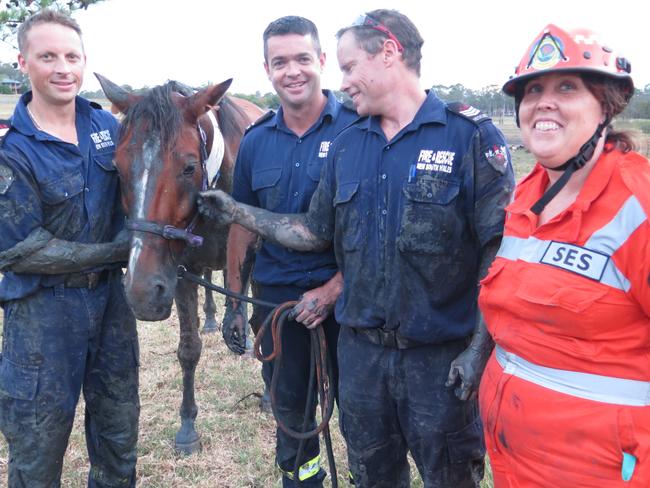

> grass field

[{"left": 0, "top": 93, "right": 648, "bottom": 486}]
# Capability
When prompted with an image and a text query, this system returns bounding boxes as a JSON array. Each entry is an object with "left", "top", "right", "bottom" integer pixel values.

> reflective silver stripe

[
  {"left": 585, "top": 195, "right": 646, "bottom": 292},
  {"left": 496, "top": 235, "right": 547, "bottom": 262},
  {"left": 586, "top": 196, "right": 646, "bottom": 253},
  {"left": 496, "top": 195, "right": 647, "bottom": 292},
  {"left": 495, "top": 345, "right": 650, "bottom": 406}
]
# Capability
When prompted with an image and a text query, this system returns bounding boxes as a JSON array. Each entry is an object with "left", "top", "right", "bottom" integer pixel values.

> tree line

[
  {"left": 237, "top": 85, "right": 650, "bottom": 122},
  {"left": 3, "top": 56, "right": 650, "bottom": 121}
]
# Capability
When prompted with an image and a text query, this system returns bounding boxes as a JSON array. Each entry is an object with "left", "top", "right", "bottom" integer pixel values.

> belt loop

[
  {"left": 54, "top": 283, "right": 65, "bottom": 299},
  {"left": 384, "top": 330, "right": 398, "bottom": 349}
]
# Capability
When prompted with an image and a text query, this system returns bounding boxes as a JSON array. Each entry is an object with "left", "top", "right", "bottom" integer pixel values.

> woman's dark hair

[{"left": 582, "top": 74, "right": 637, "bottom": 152}]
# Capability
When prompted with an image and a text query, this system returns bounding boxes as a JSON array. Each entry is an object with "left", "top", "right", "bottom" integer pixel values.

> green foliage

[
  {"left": 0, "top": 61, "right": 28, "bottom": 89},
  {"left": 0, "top": 0, "right": 106, "bottom": 48},
  {"left": 232, "top": 91, "right": 279, "bottom": 110},
  {"left": 430, "top": 83, "right": 650, "bottom": 120}
]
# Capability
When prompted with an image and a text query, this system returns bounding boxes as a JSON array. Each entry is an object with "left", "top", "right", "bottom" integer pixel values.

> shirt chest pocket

[
  {"left": 306, "top": 160, "right": 324, "bottom": 182},
  {"left": 93, "top": 152, "right": 117, "bottom": 172},
  {"left": 398, "top": 178, "right": 461, "bottom": 254},
  {"left": 39, "top": 171, "right": 85, "bottom": 237},
  {"left": 252, "top": 167, "right": 283, "bottom": 211},
  {"left": 334, "top": 181, "right": 363, "bottom": 252}
]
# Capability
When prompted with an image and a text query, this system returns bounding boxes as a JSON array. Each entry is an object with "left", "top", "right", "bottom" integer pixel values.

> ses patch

[
  {"left": 540, "top": 241, "right": 609, "bottom": 281},
  {"left": 0, "top": 164, "right": 15, "bottom": 195}
]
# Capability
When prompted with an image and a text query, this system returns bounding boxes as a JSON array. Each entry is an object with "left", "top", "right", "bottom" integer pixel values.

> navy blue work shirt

[
  {"left": 307, "top": 92, "right": 515, "bottom": 344},
  {"left": 232, "top": 90, "right": 357, "bottom": 288},
  {"left": 0, "top": 92, "right": 123, "bottom": 302}
]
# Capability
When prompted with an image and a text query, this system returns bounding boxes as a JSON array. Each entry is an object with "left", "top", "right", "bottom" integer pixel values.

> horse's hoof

[
  {"left": 174, "top": 438, "right": 202, "bottom": 456},
  {"left": 175, "top": 420, "right": 201, "bottom": 455},
  {"left": 174, "top": 433, "right": 202, "bottom": 455},
  {"left": 202, "top": 318, "right": 219, "bottom": 334}
]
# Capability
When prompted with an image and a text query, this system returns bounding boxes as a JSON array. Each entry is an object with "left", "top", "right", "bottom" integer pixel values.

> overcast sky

[{"left": 2, "top": 0, "right": 648, "bottom": 95}]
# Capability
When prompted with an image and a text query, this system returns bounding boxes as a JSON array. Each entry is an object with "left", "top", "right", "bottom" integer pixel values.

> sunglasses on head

[{"left": 350, "top": 15, "right": 404, "bottom": 53}]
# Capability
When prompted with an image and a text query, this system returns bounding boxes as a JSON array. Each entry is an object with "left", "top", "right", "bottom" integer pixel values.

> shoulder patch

[
  {"left": 484, "top": 143, "right": 510, "bottom": 175},
  {"left": 447, "top": 102, "right": 491, "bottom": 124},
  {"left": 245, "top": 109, "right": 275, "bottom": 134},
  {"left": 89, "top": 101, "right": 103, "bottom": 110},
  {"left": 0, "top": 164, "right": 15, "bottom": 195}
]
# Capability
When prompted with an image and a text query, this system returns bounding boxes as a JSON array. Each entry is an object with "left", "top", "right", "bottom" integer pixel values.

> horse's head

[{"left": 97, "top": 74, "right": 232, "bottom": 321}]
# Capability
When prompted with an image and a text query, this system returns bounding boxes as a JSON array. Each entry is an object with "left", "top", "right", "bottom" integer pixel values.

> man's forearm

[
  {"left": 467, "top": 238, "right": 502, "bottom": 354},
  {"left": 8, "top": 236, "right": 128, "bottom": 274},
  {"left": 232, "top": 203, "right": 329, "bottom": 252}
]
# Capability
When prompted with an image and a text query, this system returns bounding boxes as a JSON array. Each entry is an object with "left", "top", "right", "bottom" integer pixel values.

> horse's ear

[
  {"left": 186, "top": 79, "right": 233, "bottom": 120},
  {"left": 94, "top": 73, "right": 141, "bottom": 114}
]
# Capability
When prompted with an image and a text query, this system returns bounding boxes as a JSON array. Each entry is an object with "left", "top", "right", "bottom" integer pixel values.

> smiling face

[
  {"left": 519, "top": 73, "right": 605, "bottom": 168},
  {"left": 264, "top": 33, "right": 325, "bottom": 111},
  {"left": 18, "top": 22, "right": 86, "bottom": 108},
  {"left": 337, "top": 30, "right": 385, "bottom": 117}
]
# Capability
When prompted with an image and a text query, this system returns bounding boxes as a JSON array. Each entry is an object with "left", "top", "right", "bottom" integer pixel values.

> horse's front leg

[
  {"left": 173, "top": 276, "right": 203, "bottom": 455},
  {"left": 201, "top": 269, "right": 220, "bottom": 333}
]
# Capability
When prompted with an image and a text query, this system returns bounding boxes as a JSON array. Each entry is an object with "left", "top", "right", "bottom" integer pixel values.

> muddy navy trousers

[
  {"left": 338, "top": 326, "right": 485, "bottom": 488},
  {"left": 0, "top": 271, "right": 139, "bottom": 488},
  {"left": 256, "top": 284, "right": 340, "bottom": 488}
]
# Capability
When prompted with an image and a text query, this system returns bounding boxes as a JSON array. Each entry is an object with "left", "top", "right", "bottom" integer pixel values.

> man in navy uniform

[
  {"left": 0, "top": 10, "right": 138, "bottom": 487},
  {"left": 221, "top": 15, "right": 357, "bottom": 488}
]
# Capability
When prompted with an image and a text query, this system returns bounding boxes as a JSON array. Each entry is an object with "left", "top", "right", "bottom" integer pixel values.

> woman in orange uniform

[{"left": 479, "top": 24, "right": 650, "bottom": 487}]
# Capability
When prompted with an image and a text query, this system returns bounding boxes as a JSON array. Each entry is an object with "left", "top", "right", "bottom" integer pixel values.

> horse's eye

[{"left": 183, "top": 164, "right": 197, "bottom": 177}]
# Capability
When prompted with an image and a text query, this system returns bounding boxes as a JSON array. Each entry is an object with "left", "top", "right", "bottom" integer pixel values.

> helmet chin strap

[{"left": 530, "top": 118, "right": 610, "bottom": 215}]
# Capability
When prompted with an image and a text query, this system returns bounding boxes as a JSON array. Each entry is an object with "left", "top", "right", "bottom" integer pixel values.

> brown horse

[{"left": 95, "top": 74, "right": 263, "bottom": 454}]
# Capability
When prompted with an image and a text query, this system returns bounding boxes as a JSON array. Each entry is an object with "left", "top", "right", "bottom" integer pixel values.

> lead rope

[{"left": 177, "top": 266, "right": 338, "bottom": 487}]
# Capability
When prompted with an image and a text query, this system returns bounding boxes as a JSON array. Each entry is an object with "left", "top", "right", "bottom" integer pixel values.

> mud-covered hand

[
  {"left": 198, "top": 190, "right": 237, "bottom": 225},
  {"left": 109, "top": 229, "right": 130, "bottom": 261},
  {"left": 222, "top": 302, "right": 248, "bottom": 355},
  {"left": 445, "top": 317, "right": 493, "bottom": 401},
  {"left": 290, "top": 272, "right": 342, "bottom": 329}
]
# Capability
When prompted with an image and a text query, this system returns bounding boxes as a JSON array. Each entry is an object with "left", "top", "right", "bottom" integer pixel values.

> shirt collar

[
  {"left": 359, "top": 90, "right": 448, "bottom": 137},
  {"left": 273, "top": 89, "right": 338, "bottom": 134},
  {"left": 11, "top": 91, "right": 92, "bottom": 146},
  {"left": 507, "top": 146, "right": 620, "bottom": 217}
]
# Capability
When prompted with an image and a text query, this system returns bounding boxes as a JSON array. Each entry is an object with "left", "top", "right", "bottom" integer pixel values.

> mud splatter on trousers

[
  {"left": 337, "top": 327, "right": 485, "bottom": 488},
  {"left": 0, "top": 272, "right": 139, "bottom": 487}
]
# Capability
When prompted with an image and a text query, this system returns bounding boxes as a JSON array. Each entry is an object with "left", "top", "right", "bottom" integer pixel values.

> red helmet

[{"left": 503, "top": 24, "right": 633, "bottom": 97}]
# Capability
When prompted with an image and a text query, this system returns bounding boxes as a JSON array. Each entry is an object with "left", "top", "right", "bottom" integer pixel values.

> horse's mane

[
  {"left": 120, "top": 81, "right": 184, "bottom": 150},
  {"left": 119, "top": 81, "right": 248, "bottom": 150},
  {"left": 216, "top": 95, "right": 249, "bottom": 141}
]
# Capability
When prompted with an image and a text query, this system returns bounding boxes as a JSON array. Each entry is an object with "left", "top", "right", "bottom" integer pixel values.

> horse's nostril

[{"left": 154, "top": 283, "right": 166, "bottom": 299}]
